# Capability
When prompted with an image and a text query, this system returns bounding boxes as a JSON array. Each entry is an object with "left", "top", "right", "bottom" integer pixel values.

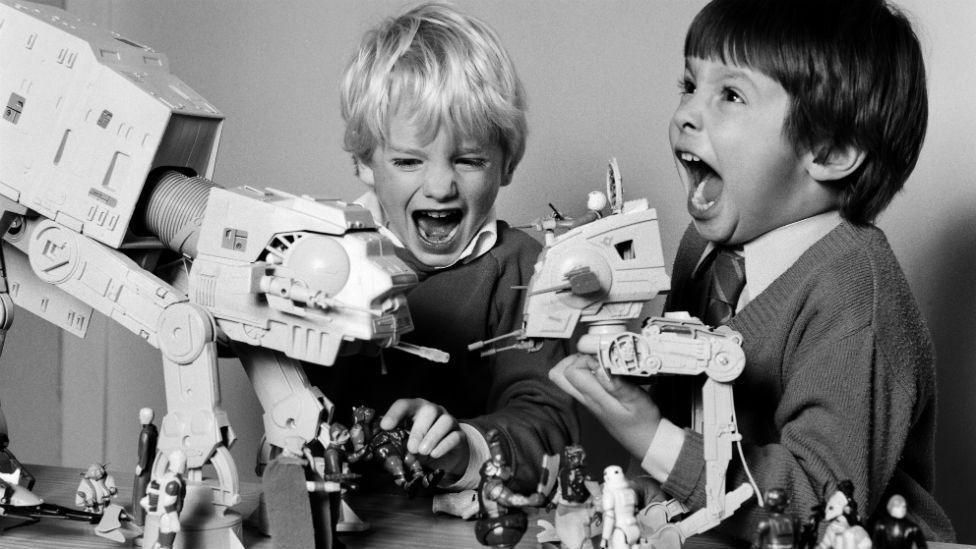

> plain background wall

[{"left": 2, "top": 0, "right": 975, "bottom": 542}]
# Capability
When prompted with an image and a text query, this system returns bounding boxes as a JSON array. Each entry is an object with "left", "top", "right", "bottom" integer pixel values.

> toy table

[{"left": 0, "top": 465, "right": 967, "bottom": 549}]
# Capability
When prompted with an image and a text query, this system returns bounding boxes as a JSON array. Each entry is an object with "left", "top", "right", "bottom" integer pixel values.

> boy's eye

[
  {"left": 392, "top": 158, "right": 422, "bottom": 170},
  {"left": 722, "top": 87, "right": 744, "bottom": 103},
  {"left": 456, "top": 157, "right": 488, "bottom": 169},
  {"left": 677, "top": 77, "right": 695, "bottom": 95}
]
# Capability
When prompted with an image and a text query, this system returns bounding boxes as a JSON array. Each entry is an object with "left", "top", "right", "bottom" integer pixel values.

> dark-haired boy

[{"left": 550, "top": 0, "right": 955, "bottom": 541}]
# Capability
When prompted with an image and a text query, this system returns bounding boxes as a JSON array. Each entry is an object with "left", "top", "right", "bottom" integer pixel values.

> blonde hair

[{"left": 340, "top": 2, "right": 527, "bottom": 174}]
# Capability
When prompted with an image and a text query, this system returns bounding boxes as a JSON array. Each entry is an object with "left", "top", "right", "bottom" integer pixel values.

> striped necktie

[{"left": 701, "top": 247, "right": 746, "bottom": 326}]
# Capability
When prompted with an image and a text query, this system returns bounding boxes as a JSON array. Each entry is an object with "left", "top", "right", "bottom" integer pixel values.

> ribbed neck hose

[{"left": 142, "top": 170, "right": 216, "bottom": 258}]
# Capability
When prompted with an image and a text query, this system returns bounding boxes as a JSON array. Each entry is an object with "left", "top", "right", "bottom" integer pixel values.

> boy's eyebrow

[
  {"left": 387, "top": 143, "right": 427, "bottom": 156},
  {"left": 456, "top": 144, "right": 487, "bottom": 155}
]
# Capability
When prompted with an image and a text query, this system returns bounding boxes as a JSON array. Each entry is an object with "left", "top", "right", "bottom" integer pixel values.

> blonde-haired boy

[{"left": 306, "top": 2, "right": 577, "bottom": 492}]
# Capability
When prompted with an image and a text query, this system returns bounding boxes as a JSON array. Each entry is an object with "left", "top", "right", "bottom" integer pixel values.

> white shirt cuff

[
  {"left": 640, "top": 418, "right": 685, "bottom": 483},
  {"left": 440, "top": 423, "right": 489, "bottom": 491}
]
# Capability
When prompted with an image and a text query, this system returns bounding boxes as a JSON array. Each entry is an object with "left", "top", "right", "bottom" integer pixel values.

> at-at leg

[
  {"left": 148, "top": 303, "right": 243, "bottom": 549},
  {"left": 11, "top": 217, "right": 241, "bottom": 549},
  {"left": 233, "top": 343, "right": 328, "bottom": 457},
  {"left": 643, "top": 379, "right": 754, "bottom": 546}
]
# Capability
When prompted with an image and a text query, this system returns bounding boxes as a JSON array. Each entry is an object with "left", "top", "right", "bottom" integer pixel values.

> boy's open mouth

[
  {"left": 413, "top": 209, "right": 463, "bottom": 246},
  {"left": 679, "top": 151, "right": 723, "bottom": 214}
]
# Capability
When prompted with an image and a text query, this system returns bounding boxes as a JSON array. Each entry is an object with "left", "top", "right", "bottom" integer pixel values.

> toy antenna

[{"left": 606, "top": 157, "right": 624, "bottom": 214}]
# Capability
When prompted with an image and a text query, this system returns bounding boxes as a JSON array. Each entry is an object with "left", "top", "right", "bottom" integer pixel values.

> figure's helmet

[
  {"left": 352, "top": 406, "right": 375, "bottom": 425},
  {"left": 823, "top": 480, "right": 858, "bottom": 524},
  {"left": 764, "top": 488, "right": 788, "bottom": 512},
  {"left": 586, "top": 191, "right": 608, "bottom": 212},
  {"left": 563, "top": 445, "right": 586, "bottom": 468},
  {"left": 330, "top": 423, "right": 351, "bottom": 446},
  {"left": 886, "top": 494, "right": 907, "bottom": 519},
  {"left": 603, "top": 465, "right": 626, "bottom": 488}
]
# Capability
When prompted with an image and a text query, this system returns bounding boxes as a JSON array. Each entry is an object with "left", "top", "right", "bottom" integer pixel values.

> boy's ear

[
  {"left": 501, "top": 160, "right": 515, "bottom": 187},
  {"left": 354, "top": 156, "right": 375, "bottom": 186},
  {"left": 805, "top": 144, "right": 866, "bottom": 182}
]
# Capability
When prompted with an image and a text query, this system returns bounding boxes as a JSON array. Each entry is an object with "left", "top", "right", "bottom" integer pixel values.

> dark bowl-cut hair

[{"left": 685, "top": 0, "right": 928, "bottom": 224}]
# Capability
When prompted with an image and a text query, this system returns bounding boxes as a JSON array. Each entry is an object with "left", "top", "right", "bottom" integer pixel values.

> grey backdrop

[{"left": 2, "top": 0, "right": 974, "bottom": 542}]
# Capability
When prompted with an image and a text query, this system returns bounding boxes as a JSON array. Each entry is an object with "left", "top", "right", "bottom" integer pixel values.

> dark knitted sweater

[
  {"left": 661, "top": 222, "right": 955, "bottom": 542},
  {"left": 306, "top": 222, "right": 579, "bottom": 492}
]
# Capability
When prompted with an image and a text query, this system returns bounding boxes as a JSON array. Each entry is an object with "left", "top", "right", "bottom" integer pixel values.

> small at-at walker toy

[
  {"left": 347, "top": 405, "right": 444, "bottom": 496},
  {"left": 0, "top": 2, "right": 445, "bottom": 547},
  {"left": 474, "top": 429, "right": 551, "bottom": 549},
  {"left": 471, "top": 159, "right": 758, "bottom": 547}
]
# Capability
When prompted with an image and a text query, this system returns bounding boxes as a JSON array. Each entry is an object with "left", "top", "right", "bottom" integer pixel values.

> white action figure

[
  {"left": 818, "top": 480, "right": 872, "bottom": 549},
  {"left": 600, "top": 466, "right": 642, "bottom": 549},
  {"left": 142, "top": 451, "right": 187, "bottom": 549},
  {"left": 76, "top": 462, "right": 118, "bottom": 513}
]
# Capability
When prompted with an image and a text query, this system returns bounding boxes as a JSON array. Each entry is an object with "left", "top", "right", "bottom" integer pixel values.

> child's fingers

[
  {"left": 549, "top": 354, "right": 597, "bottom": 404},
  {"left": 418, "top": 413, "right": 458, "bottom": 456},
  {"left": 406, "top": 403, "right": 441, "bottom": 454},
  {"left": 429, "top": 428, "right": 464, "bottom": 459},
  {"left": 380, "top": 398, "right": 418, "bottom": 430},
  {"left": 551, "top": 354, "right": 618, "bottom": 410}
]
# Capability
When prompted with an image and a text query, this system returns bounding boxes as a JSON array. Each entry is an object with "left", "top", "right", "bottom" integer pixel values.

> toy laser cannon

[
  {"left": 470, "top": 160, "right": 756, "bottom": 548},
  {"left": 0, "top": 1, "right": 442, "bottom": 546}
]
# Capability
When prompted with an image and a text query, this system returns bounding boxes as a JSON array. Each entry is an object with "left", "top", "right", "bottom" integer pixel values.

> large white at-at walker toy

[
  {"left": 470, "top": 159, "right": 760, "bottom": 548},
  {"left": 0, "top": 1, "right": 444, "bottom": 547}
]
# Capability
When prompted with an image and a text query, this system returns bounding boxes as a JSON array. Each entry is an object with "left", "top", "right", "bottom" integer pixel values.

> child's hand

[
  {"left": 381, "top": 398, "right": 469, "bottom": 475},
  {"left": 549, "top": 353, "right": 661, "bottom": 460}
]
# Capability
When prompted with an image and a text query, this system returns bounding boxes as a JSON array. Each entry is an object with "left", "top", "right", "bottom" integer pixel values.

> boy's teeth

[
  {"left": 680, "top": 152, "right": 701, "bottom": 163},
  {"left": 414, "top": 209, "right": 462, "bottom": 244},
  {"left": 691, "top": 177, "right": 716, "bottom": 211}
]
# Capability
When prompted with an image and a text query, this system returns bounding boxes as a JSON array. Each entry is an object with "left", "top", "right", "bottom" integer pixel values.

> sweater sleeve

[
  {"left": 463, "top": 231, "right": 581, "bottom": 492},
  {"left": 662, "top": 252, "right": 932, "bottom": 542}
]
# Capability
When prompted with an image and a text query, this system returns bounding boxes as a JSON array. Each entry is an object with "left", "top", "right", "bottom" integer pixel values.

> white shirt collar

[
  {"left": 697, "top": 211, "right": 842, "bottom": 308},
  {"left": 355, "top": 191, "right": 498, "bottom": 269}
]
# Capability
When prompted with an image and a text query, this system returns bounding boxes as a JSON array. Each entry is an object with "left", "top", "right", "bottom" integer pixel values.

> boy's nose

[
  {"left": 672, "top": 98, "right": 702, "bottom": 132},
  {"left": 422, "top": 168, "right": 458, "bottom": 200}
]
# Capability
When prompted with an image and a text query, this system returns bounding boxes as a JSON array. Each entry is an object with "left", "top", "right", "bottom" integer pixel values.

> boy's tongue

[
  {"left": 699, "top": 173, "right": 723, "bottom": 202},
  {"left": 415, "top": 210, "right": 461, "bottom": 243}
]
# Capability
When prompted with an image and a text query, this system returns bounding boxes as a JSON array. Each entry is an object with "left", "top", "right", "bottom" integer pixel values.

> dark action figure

[
  {"left": 474, "top": 429, "right": 546, "bottom": 549},
  {"left": 132, "top": 407, "right": 158, "bottom": 526},
  {"left": 753, "top": 488, "right": 798, "bottom": 549},
  {"left": 871, "top": 495, "right": 927, "bottom": 549},
  {"left": 548, "top": 445, "right": 599, "bottom": 549},
  {"left": 347, "top": 405, "right": 443, "bottom": 496}
]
